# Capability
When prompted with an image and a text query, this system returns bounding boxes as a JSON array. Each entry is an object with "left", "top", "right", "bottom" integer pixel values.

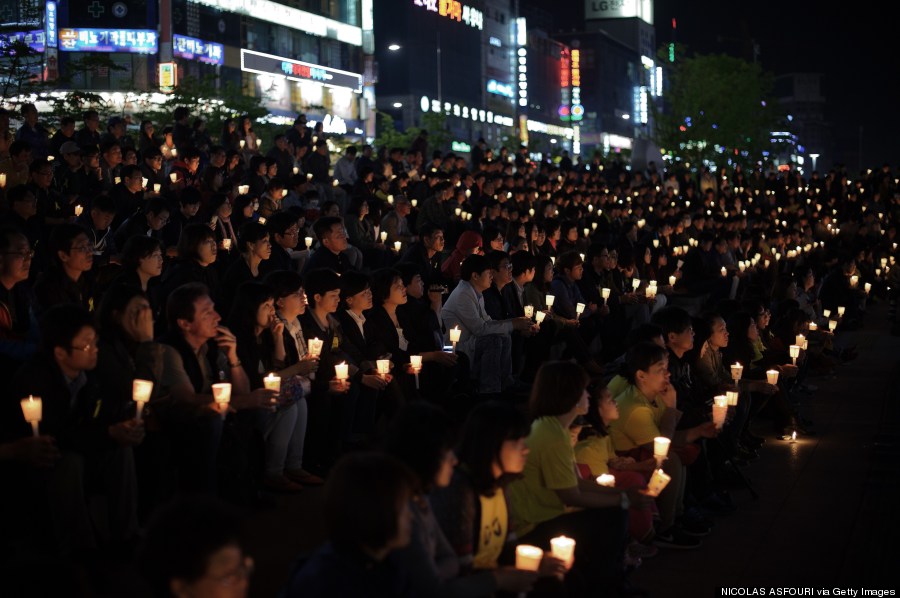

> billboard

[{"left": 585, "top": 0, "right": 653, "bottom": 25}]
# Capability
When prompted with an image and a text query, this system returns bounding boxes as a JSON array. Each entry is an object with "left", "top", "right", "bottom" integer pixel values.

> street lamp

[
  {"left": 388, "top": 44, "right": 401, "bottom": 51},
  {"left": 810, "top": 153, "right": 819, "bottom": 172},
  {"left": 392, "top": 102, "right": 403, "bottom": 108}
]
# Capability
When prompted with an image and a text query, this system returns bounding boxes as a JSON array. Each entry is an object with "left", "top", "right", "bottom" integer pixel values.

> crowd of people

[{"left": 0, "top": 101, "right": 894, "bottom": 597}]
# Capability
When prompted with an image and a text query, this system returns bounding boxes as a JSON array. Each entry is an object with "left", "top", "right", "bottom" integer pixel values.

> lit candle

[
  {"left": 153, "top": 183, "right": 162, "bottom": 193},
  {"left": 0, "top": 173, "right": 6, "bottom": 187},
  {"left": 653, "top": 239, "right": 659, "bottom": 248},
  {"left": 410, "top": 355, "right": 423, "bottom": 389},
  {"left": 334, "top": 362, "right": 349, "bottom": 381},
  {"left": 293, "top": 166, "right": 299, "bottom": 175},
  {"left": 864, "top": 282, "right": 872, "bottom": 294},
  {"left": 789, "top": 344, "right": 800, "bottom": 365},
  {"left": 721, "top": 266, "right": 727, "bottom": 277},
  {"left": 808, "top": 321, "right": 818, "bottom": 331},
  {"left": 132, "top": 379, "right": 153, "bottom": 422},
  {"left": 535, "top": 311, "right": 546, "bottom": 324},
  {"left": 592, "top": 222, "right": 598, "bottom": 230},
  {"left": 828, "top": 319, "right": 838, "bottom": 332},
  {"left": 550, "top": 536, "right": 576, "bottom": 564},
  {"left": 211, "top": 383, "right": 231, "bottom": 419},
  {"left": 332, "top": 179, "right": 339, "bottom": 187},
  {"left": 263, "top": 373, "right": 281, "bottom": 394},
  {"left": 141, "top": 177, "right": 149, "bottom": 189},
  {"left": 669, "top": 275, "right": 677, "bottom": 287},
  {"left": 305, "top": 236, "right": 313, "bottom": 249},
  {"left": 795, "top": 334, "right": 805, "bottom": 348},
  {"left": 653, "top": 436, "right": 670, "bottom": 466},
  {"left": 376, "top": 359, "right": 391, "bottom": 380},
  {"left": 524, "top": 305, "right": 534, "bottom": 319},
  {"left": 583, "top": 227, "right": 590, "bottom": 237},
  {"left": 20, "top": 395, "right": 42, "bottom": 437},
  {"left": 731, "top": 363, "right": 743, "bottom": 382},
  {"left": 645, "top": 286, "right": 656, "bottom": 299},
  {"left": 545, "top": 294, "right": 555, "bottom": 308},
  {"left": 240, "top": 140, "right": 246, "bottom": 148},
  {"left": 394, "top": 241, "right": 402, "bottom": 252},
  {"left": 455, "top": 207, "right": 462, "bottom": 217},
  {"left": 256, "top": 138, "right": 262, "bottom": 148},
  {"left": 171, "top": 148, "right": 177, "bottom": 157},
  {"left": 411, "top": 199, "right": 417, "bottom": 207},
  {"left": 238, "top": 184, "right": 249, "bottom": 195},
  {"left": 712, "top": 395, "right": 728, "bottom": 430},
  {"left": 632, "top": 278, "right": 641, "bottom": 291},
  {"left": 169, "top": 173, "right": 178, "bottom": 183},
  {"left": 258, "top": 217, "right": 266, "bottom": 224},
  {"left": 576, "top": 302, "right": 586, "bottom": 316},
  {"left": 449, "top": 326, "right": 461, "bottom": 353},
  {"left": 726, "top": 390, "right": 739, "bottom": 406},
  {"left": 595, "top": 473, "right": 616, "bottom": 487},
  {"left": 823, "top": 309, "right": 831, "bottom": 318},
  {"left": 47, "top": 155, "right": 55, "bottom": 162},
  {"left": 74, "top": 204, "right": 84, "bottom": 217},
  {"left": 114, "top": 176, "right": 121, "bottom": 185},
  {"left": 380, "top": 231, "right": 388, "bottom": 242},
  {"left": 387, "top": 195, "right": 394, "bottom": 204},
  {"left": 515, "top": 545, "right": 543, "bottom": 571},
  {"left": 281, "top": 188, "right": 288, "bottom": 198},
  {"left": 601, "top": 288, "right": 611, "bottom": 301},
  {"left": 850, "top": 275, "right": 859, "bottom": 288},
  {"left": 645, "top": 468, "right": 672, "bottom": 497},
  {"left": 222, "top": 238, "right": 232, "bottom": 251},
  {"left": 306, "top": 173, "right": 313, "bottom": 181},
  {"left": 837, "top": 306, "right": 846, "bottom": 318},
  {"left": 308, "top": 337, "right": 324, "bottom": 358},
  {"left": 766, "top": 369, "right": 779, "bottom": 385}
]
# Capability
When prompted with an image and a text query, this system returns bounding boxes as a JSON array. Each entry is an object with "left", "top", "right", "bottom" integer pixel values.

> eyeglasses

[
  {"left": 70, "top": 341, "right": 99, "bottom": 353},
  {"left": 2, "top": 250, "right": 34, "bottom": 260},
  {"left": 69, "top": 244, "right": 94, "bottom": 254}
]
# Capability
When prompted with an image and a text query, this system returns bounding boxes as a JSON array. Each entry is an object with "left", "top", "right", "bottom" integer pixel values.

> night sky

[{"left": 526, "top": 0, "right": 900, "bottom": 170}]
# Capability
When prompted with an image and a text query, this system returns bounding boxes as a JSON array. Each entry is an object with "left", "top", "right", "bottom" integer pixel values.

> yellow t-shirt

[
  {"left": 506, "top": 416, "right": 578, "bottom": 536},
  {"left": 575, "top": 435, "right": 614, "bottom": 477},
  {"left": 609, "top": 384, "right": 669, "bottom": 452},
  {"left": 473, "top": 489, "right": 508, "bottom": 570}
]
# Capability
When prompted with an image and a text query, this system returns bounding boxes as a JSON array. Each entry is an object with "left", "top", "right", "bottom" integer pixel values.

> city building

[{"left": 773, "top": 73, "right": 832, "bottom": 173}]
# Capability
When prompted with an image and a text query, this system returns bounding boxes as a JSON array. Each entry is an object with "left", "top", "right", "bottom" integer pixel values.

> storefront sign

[
  {"left": 412, "top": 0, "right": 483, "bottom": 30},
  {"left": 0, "top": 30, "right": 45, "bottom": 52},
  {"left": 174, "top": 34, "right": 224, "bottom": 65},
  {"left": 487, "top": 79, "right": 514, "bottom": 99},
  {"left": 45, "top": 1, "right": 57, "bottom": 48},
  {"left": 241, "top": 49, "right": 363, "bottom": 93},
  {"left": 158, "top": 62, "right": 177, "bottom": 92},
  {"left": 59, "top": 28, "right": 157, "bottom": 53}
]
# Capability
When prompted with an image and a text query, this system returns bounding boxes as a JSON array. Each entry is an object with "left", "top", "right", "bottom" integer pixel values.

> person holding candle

[
  {"left": 159, "top": 283, "right": 278, "bottom": 494},
  {"left": 575, "top": 384, "right": 659, "bottom": 559},
  {"left": 258, "top": 211, "right": 302, "bottom": 276},
  {"left": 380, "top": 195, "right": 415, "bottom": 249},
  {"left": 302, "top": 216, "right": 353, "bottom": 276},
  {"left": 284, "top": 452, "right": 416, "bottom": 597},
  {"left": 220, "top": 221, "right": 271, "bottom": 316},
  {"left": 300, "top": 268, "right": 356, "bottom": 473},
  {"left": 431, "top": 401, "right": 564, "bottom": 595},
  {"left": 608, "top": 342, "right": 717, "bottom": 548},
  {"left": 506, "top": 361, "right": 650, "bottom": 594},
  {"left": 440, "top": 255, "right": 533, "bottom": 398},
  {"left": 11, "top": 304, "right": 141, "bottom": 554}
]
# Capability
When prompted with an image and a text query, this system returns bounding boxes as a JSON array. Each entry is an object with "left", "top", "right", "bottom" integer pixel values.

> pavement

[{"left": 242, "top": 303, "right": 900, "bottom": 597}]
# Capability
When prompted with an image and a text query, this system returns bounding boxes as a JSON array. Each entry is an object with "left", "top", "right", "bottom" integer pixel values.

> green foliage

[
  {"left": 652, "top": 49, "right": 784, "bottom": 169},
  {"left": 0, "top": 39, "right": 46, "bottom": 105},
  {"left": 374, "top": 110, "right": 449, "bottom": 152}
]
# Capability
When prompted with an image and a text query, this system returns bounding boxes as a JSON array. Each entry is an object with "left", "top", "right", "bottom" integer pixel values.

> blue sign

[
  {"left": 0, "top": 30, "right": 46, "bottom": 53},
  {"left": 487, "top": 79, "right": 514, "bottom": 99},
  {"left": 173, "top": 34, "right": 224, "bottom": 65},
  {"left": 58, "top": 28, "right": 157, "bottom": 54},
  {"left": 45, "top": 1, "right": 57, "bottom": 48}
]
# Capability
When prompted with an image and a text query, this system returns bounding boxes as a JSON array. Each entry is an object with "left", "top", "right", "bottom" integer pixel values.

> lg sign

[{"left": 585, "top": 0, "right": 653, "bottom": 24}]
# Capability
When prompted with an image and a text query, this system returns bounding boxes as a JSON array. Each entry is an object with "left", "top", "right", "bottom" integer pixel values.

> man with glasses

[
  {"left": 260, "top": 211, "right": 301, "bottom": 275},
  {"left": 10, "top": 304, "right": 143, "bottom": 555},
  {"left": 140, "top": 147, "right": 167, "bottom": 192},
  {"left": 34, "top": 223, "right": 95, "bottom": 314},
  {"left": 0, "top": 229, "right": 36, "bottom": 375}
]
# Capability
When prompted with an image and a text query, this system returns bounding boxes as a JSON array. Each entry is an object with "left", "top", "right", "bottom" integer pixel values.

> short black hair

[
  {"left": 456, "top": 401, "right": 530, "bottom": 497},
  {"left": 486, "top": 250, "right": 510, "bottom": 271},
  {"left": 313, "top": 216, "right": 343, "bottom": 241},
  {"left": 166, "top": 283, "right": 210, "bottom": 332},
  {"left": 370, "top": 268, "right": 401, "bottom": 306},
  {"left": 237, "top": 221, "right": 269, "bottom": 254},
  {"left": 339, "top": 270, "right": 371, "bottom": 304},
  {"left": 121, "top": 235, "right": 161, "bottom": 272},
  {"left": 48, "top": 223, "right": 88, "bottom": 267},
  {"left": 267, "top": 211, "right": 299, "bottom": 236},
  {"left": 460, "top": 254, "right": 490, "bottom": 283},
  {"left": 510, "top": 250, "right": 536, "bottom": 277},
  {"left": 91, "top": 194, "right": 117, "bottom": 214},
  {"left": 304, "top": 268, "right": 341, "bottom": 309},
  {"left": 625, "top": 341, "right": 669, "bottom": 384},
  {"left": 265, "top": 270, "right": 304, "bottom": 299},
  {"left": 651, "top": 306, "right": 693, "bottom": 338},
  {"left": 177, "top": 223, "right": 215, "bottom": 262},
  {"left": 39, "top": 304, "right": 94, "bottom": 357}
]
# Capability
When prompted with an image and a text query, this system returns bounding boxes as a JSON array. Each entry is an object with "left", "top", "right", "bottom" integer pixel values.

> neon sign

[
  {"left": 174, "top": 34, "right": 224, "bottom": 65},
  {"left": 45, "top": 1, "right": 57, "bottom": 48},
  {"left": 570, "top": 48, "right": 583, "bottom": 122},
  {"left": 241, "top": 49, "right": 363, "bottom": 93},
  {"left": 516, "top": 17, "right": 527, "bottom": 108},
  {"left": 58, "top": 28, "right": 157, "bottom": 53},
  {"left": 412, "top": 0, "right": 483, "bottom": 30},
  {"left": 487, "top": 79, "right": 514, "bottom": 99},
  {"left": 559, "top": 47, "right": 571, "bottom": 120},
  {"left": 0, "top": 30, "right": 45, "bottom": 52}
]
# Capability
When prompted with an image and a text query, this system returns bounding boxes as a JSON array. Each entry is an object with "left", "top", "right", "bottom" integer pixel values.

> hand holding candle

[
  {"left": 449, "top": 326, "right": 461, "bottom": 353},
  {"left": 644, "top": 468, "right": 672, "bottom": 497},
  {"left": 731, "top": 362, "right": 743, "bottom": 382},
  {"left": 726, "top": 390, "right": 739, "bottom": 406},
  {"left": 595, "top": 474, "right": 616, "bottom": 487},
  {"left": 712, "top": 395, "right": 728, "bottom": 430},
  {"left": 308, "top": 337, "right": 324, "bottom": 358},
  {"left": 789, "top": 344, "right": 800, "bottom": 365},
  {"left": 545, "top": 294, "right": 555, "bottom": 308},
  {"left": 524, "top": 305, "right": 534, "bottom": 319},
  {"left": 653, "top": 436, "right": 670, "bottom": 466},
  {"left": 20, "top": 395, "right": 42, "bottom": 437},
  {"left": 263, "top": 373, "right": 281, "bottom": 396},
  {"left": 132, "top": 379, "right": 153, "bottom": 422},
  {"left": 575, "top": 302, "right": 586, "bottom": 317},
  {"left": 211, "top": 383, "right": 231, "bottom": 419},
  {"left": 550, "top": 536, "right": 576, "bottom": 567},
  {"left": 410, "top": 355, "right": 422, "bottom": 389},
  {"left": 515, "top": 545, "right": 543, "bottom": 571},
  {"left": 376, "top": 359, "right": 391, "bottom": 381},
  {"left": 305, "top": 236, "right": 313, "bottom": 249}
]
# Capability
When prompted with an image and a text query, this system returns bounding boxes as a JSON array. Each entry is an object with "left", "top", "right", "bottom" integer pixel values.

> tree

[{"left": 652, "top": 50, "right": 784, "bottom": 169}]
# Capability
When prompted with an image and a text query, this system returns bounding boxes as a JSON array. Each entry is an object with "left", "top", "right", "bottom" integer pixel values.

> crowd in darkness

[{"left": 0, "top": 101, "right": 895, "bottom": 597}]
